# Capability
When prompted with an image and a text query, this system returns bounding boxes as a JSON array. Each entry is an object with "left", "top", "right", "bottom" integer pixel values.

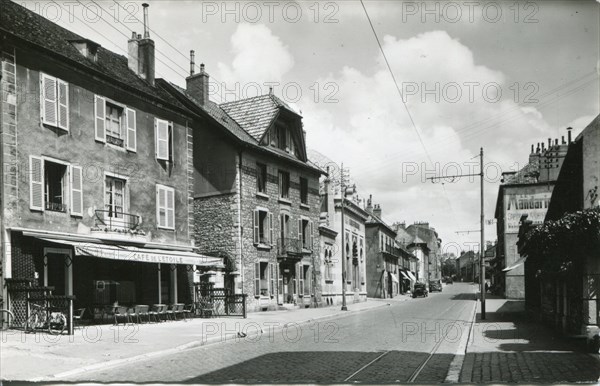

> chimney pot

[
  {"left": 562, "top": 136, "right": 565, "bottom": 144},
  {"left": 567, "top": 127, "right": 572, "bottom": 143},
  {"left": 531, "top": 144, "right": 534, "bottom": 153},
  {"left": 187, "top": 63, "right": 210, "bottom": 105},
  {"left": 190, "top": 50, "right": 195, "bottom": 76},
  {"left": 548, "top": 138, "right": 551, "bottom": 149},
  {"left": 555, "top": 138, "right": 558, "bottom": 146},
  {"left": 131, "top": 31, "right": 137, "bottom": 39},
  {"left": 142, "top": 3, "right": 150, "bottom": 38}
]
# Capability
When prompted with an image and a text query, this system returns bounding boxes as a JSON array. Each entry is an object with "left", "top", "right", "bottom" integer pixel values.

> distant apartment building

[{"left": 318, "top": 177, "right": 368, "bottom": 306}]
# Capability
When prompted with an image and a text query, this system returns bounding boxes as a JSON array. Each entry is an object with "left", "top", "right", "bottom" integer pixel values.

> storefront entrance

[{"left": 279, "top": 262, "right": 297, "bottom": 304}]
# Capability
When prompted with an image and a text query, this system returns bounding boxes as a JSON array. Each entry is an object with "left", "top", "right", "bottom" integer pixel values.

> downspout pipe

[{"left": 238, "top": 150, "right": 244, "bottom": 297}]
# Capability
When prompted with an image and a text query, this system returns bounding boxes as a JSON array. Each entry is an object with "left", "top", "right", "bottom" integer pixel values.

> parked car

[
  {"left": 429, "top": 280, "right": 442, "bottom": 292},
  {"left": 412, "top": 283, "right": 428, "bottom": 298}
]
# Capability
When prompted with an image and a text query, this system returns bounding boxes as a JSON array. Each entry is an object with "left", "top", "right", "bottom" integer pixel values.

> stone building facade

[
  {"left": 0, "top": 1, "right": 218, "bottom": 322},
  {"left": 164, "top": 74, "right": 324, "bottom": 312}
]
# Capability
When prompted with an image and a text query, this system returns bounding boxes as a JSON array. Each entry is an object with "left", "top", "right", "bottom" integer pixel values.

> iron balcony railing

[
  {"left": 277, "top": 237, "right": 309, "bottom": 256},
  {"left": 94, "top": 209, "right": 141, "bottom": 230},
  {"left": 45, "top": 201, "right": 67, "bottom": 212}
]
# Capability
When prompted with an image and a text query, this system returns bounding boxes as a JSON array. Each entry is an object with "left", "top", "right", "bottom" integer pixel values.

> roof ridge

[{"left": 218, "top": 93, "right": 273, "bottom": 106}]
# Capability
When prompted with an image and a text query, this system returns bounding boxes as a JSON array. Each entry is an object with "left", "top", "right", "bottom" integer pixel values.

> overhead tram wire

[
  {"left": 74, "top": 0, "right": 190, "bottom": 80},
  {"left": 359, "top": 1, "right": 467, "bottom": 236},
  {"left": 109, "top": 0, "right": 227, "bottom": 103},
  {"left": 347, "top": 72, "right": 597, "bottom": 178},
  {"left": 51, "top": 0, "right": 189, "bottom": 84},
  {"left": 359, "top": 0, "right": 432, "bottom": 166}
]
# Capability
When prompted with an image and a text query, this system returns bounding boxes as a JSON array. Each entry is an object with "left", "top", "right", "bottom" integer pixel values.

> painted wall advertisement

[{"left": 504, "top": 192, "right": 552, "bottom": 233}]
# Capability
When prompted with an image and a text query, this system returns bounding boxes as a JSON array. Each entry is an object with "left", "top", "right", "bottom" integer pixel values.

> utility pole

[
  {"left": 340, "top": 164, "right": 350, "bottom": 311},
  {"left": 479, "top": 147, "right": 486, "bottom": 319},
  {"left": 425, "top": 147, "right": 486, "bottom": 319}
]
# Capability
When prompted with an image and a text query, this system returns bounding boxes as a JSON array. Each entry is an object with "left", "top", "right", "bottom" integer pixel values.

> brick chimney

[
  {"left": 127, "top": 4, "right": 155, "bottom": 85},
  {"left": 373, "top": 204, "right": 382, "bottom": 218},
  {"left": 187, "top": 61, "right": 210, "bottom": 106},
  {"left": 366, "top": 194, "right": 373, "bottom": 214}
]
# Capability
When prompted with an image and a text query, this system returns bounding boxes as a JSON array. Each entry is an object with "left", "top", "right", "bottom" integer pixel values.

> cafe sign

[{"left": 504, "top": 192, "right": 552, "bottom": 233}]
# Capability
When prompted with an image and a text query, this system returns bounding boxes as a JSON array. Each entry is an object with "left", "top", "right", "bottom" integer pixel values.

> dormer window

[
  {"left": 69, "top": 39, "right": 100, "bottom": 62},
  {"left": 277, "top": 125, "right": 288, "bottom": 151}
]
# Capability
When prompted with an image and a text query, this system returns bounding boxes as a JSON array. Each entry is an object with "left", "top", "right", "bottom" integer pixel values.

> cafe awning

[
  {"left": 37, "top": 238, "right": 224, "bottom": 267},
  {"left": 400, "top": 271, "right": 410, "bottom": 280},
  {"left": 502, "top": 256, "right": 527, "bottom": 272},
  {"left": 406, "top": 271, "right": 417, "bottom": 281},
  {"left": 390, "top": 273, "right": 399, "bottom": 283}
]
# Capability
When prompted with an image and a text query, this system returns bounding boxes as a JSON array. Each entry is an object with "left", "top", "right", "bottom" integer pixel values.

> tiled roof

[
  {"left": 0, "top": 0, "right": 184, "bottom": 108},
  {"left": 219, "top": 94, "right": 299, "bottom": 141},
  {"left": 166, "top": 82, "right": 257, "bottom": 144},
  {"left": 503, "top": 161, "right": 540, "bottom": 185}
]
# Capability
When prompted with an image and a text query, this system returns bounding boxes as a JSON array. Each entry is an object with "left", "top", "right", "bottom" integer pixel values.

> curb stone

[{"left": 36, "top": 301, "right": 392, "bottom": 382}]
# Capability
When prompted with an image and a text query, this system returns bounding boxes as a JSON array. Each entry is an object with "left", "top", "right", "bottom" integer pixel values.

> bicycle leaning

[
  {"left": 0, "top": 307, "right": 15, "bottom": 331},
  {"left": 25, "top": 302, "right": 67, "bottom": 335}
]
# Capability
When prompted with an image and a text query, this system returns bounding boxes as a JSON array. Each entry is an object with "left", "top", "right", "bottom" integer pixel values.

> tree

[{"left": 442, "top": 258, "right": 457, "bottom": 277}]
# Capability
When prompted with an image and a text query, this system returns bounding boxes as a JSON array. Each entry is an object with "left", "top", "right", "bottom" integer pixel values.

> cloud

[
  {"left": 216, "top": 23, "right": 294, "bottom": 98},
  {"left": 302, "top": 30, "right": 552, "bottom": 246}
]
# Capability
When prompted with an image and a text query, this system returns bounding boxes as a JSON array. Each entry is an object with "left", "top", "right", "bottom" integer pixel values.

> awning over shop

[
  {"left": 390, "top": 273, "right": 399, "bottom": 283},
  {"left": 400, "top": 271, "right": 410, "bottom": 280},
  {"left": 502, "top": 256, "right": 527, "bottom": 272},
  {"left": 406, "top": 271, "right": 417, "bottom": 281},
  {"left": 37, "top": 238, "right": 224, "bottom": 267}
]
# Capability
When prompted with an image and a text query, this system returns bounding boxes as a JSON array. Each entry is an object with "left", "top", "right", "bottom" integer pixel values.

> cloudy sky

[{"left": 25, "top": 0, "right": 600, "bottom": 252}]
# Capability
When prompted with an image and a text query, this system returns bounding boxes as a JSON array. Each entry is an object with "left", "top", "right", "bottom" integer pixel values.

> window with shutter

[
  {"left": 155, "top": 118, "right": 170, "bottom": 160},
  {"left": 29, "top": 156, "right": 44, "bottom": 211},
  {"left": 70, "top": 165, "right": 83, "bottom": 216},
  {"left": 125, "top": 108, "right": 137, "bottom": 151},
  {"left": 254, "top": 262, "right": 260, "bottom": 296},
  {"left": 277, "top": 264, "right": 283, "bottom": 298},
  {"left": 57, "top": 80, "right": 69, "bottom": 131},
  {"left": 156, "top": 184, "right": 175, "bottom": 230},
  {"left": 269, "top": 212, "right": 274, "bottom": 246},
  {"left": 299, "top": 263, "right": 304, "bottom": 296},
  {"left": 41, "top": 73, "right": 57, "bottom": 127},
  {"left": 270, "top": 263, "right": 275, "bottom": 296},
  {"left": 94, "top": 95, "right": 106, "bottom": 142},
  {"left": 253, "top": 209, "right": 260, "bottom": 244}
]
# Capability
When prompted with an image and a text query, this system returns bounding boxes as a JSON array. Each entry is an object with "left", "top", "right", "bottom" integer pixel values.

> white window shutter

[
  {"left": 125, "top": 107, "right": 136, "bottom": 152},
  {"left": 156, "top": 185, "right": 166, "bottom": 227},
  {"left": 70, "top": 165, "right": 83, "bottom": 216},
  {"left": 253, "top": 209, "right": 259, "bottom": 244},
  {"left": 309, "top": 221, "right": 314, "bottom": 251},
  {"left": 156, "top": 119, "right": 169, "bottom": 160},
  {"left": 57, "top": 80, "right": 69, "bottom": 131},
  {"left": 166, "top": 188, "right": 175, "bottom": 229},
  {"left": 269, "top": 212, "right": 274, "bottom": 246},
  {"left": 29, "top": 156, "right": 44, "bottom": 211},
  {"left": 94, "top": 95, "right": 106, "bottom": 142},
  {"left": 298, "top": 219, "right": 302, "bottom": 248},
  {"left": 41, "top": 74, "right": 57, "bottom": 126},
  {"left": 254, "top": 262, "right": 260, "bottom": 296}
]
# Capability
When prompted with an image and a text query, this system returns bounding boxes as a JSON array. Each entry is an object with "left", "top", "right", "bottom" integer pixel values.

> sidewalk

[
  {"left": 0, "top": 299, "right": 391, "bottom": 381},
  {"left": 460, "top": 295, "right": 600, "bottom": 383}
]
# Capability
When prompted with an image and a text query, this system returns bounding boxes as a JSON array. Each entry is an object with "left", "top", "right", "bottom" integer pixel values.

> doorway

[
  {"left": 43, "top": 247, "right": 72, "bottom": 296},
  {"left": 279, "top": 262, "right": 296, "bottom": 304}
]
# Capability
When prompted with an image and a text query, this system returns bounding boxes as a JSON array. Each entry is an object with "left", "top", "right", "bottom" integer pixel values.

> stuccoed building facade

[
  {"left": 0, "top": 1, "right": 220, "bottom": 323},
  {"left": 495, "top": 132, "right": 570, "bottom": 299},
  {"left": 163, "top": 67, "right": 324, "bottom": 312},
  {"left": 319, "top": 176, "right": 368, "bottom": 306}
]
